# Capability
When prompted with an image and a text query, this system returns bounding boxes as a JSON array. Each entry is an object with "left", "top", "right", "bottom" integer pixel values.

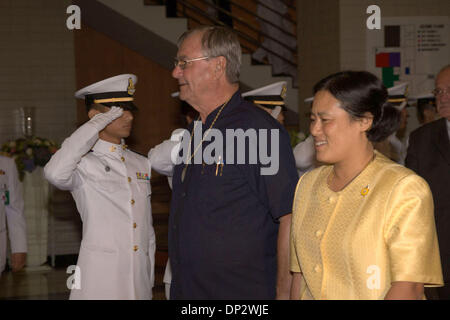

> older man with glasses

[
  {"left": 406, "top": 64, "right": 450, "bottom": 300},
  {"left": 168, "top": 25, "right": 298, "bottom": 300}
]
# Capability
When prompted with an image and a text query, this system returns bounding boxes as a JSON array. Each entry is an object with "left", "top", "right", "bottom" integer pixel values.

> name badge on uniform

[
  {"left": 1, "top": 184, "right": 9, "bottom": 205},
  {"left": 136, "top": 172, "right": 150, "bottom": 180}
]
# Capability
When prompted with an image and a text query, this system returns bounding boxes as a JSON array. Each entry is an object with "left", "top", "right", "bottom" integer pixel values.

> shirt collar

[
  {"left": 92, "top": 138, "right": 127, "bottom": 158},
  {"left": 446, "top": 119, "right": 450, "bottom": 140},
  {"left": 203, "top": 89, "right": 241, "bottom": 127}
]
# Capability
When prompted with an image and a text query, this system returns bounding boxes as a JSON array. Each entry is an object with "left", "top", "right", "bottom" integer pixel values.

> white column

[{"left": 23, "top": 166, "right": 51, "bottom": 271}]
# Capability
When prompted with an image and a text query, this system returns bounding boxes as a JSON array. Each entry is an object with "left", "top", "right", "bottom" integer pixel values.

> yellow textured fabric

[{"left": 290, "top": 151, "right": 443, "bottom": 300}]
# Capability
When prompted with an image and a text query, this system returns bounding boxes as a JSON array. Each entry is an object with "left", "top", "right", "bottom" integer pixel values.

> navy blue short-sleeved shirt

[{"left": 169, "top": 90, "right": 298, "bottom": 299}]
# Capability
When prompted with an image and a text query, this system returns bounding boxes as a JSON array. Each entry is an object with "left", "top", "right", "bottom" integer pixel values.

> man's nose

[
  {"left": 310, "top": 120, "right": 320, "bottom": 137},
  {"left": 172, "top": 64, "right": 182, "bottom": 79},
  {"left": 123, "top": 111, "right": 133, "bottom": 121}
]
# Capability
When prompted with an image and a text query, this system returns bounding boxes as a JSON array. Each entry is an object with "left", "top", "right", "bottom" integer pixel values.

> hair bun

[{"left": 367, "top": 103, "right": 400, "bottom": 142}]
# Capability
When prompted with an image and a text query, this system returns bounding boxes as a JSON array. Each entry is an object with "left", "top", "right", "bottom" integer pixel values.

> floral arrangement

[{"left": 1, "top": 137, "right": 59, "bottom": 181}]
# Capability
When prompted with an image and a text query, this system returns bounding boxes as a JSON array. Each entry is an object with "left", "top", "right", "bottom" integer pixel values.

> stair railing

[{"left": 148, "top": 0, "right": 298, "bottom": 71}]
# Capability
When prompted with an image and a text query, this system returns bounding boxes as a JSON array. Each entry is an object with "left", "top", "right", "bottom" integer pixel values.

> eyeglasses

[
  {"left": 174, "top": 56, "right": 210, "bottom": 70},
  {"left": 433, "top": 87, "right": 450, "bottom": 97}
]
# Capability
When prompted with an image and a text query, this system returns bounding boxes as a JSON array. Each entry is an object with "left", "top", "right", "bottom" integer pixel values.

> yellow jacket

[{"left": 290, "top": 151, "right": 443, "bottom": 299}]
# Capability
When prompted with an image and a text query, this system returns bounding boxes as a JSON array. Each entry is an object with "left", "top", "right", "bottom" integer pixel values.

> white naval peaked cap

[
  {"left": 387, "top": 82, "right": 408, "bottom": 98},
  {"left": 304, "top": 96, "right": 314, "bottom": 103},
  {"left": 387, "top": 82, "right": 409, "bottom": 111},
  {"left": 75, "top": 74, "right": 138, "bottom": 111},
  {"left": 242, "top": 81, "right": 288, "bottom": 108}
]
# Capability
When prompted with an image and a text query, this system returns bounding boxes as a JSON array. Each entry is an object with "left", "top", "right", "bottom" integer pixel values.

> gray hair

[{"left": 177, "top": 26, "right": 242, "bottom": 83}]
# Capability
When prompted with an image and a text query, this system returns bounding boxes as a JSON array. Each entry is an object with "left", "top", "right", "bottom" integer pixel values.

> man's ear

[
  {"left": 215, "top": 56, "right": 226, "bottom": 77},
  {"left": 88, "top": 108, "right": 100, "bottom": 119}
]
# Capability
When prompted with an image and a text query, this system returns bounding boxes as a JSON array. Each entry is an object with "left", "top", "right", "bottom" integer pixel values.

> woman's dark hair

[{"left": 313, "top": 71, "right": 400, "bottom": 142}]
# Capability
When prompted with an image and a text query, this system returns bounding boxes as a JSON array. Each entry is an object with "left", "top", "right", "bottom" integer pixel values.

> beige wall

[
  {"left": 340, "top": 0, "right": 450, "bottom": 70},
  {"left": 0, "top": 0, "right": 77, "bottom": 145},
  {"left": 297, "top": 0, "right": 340, "bottom": 132},
  {"left": 296, "top": 0, "right": 450, "bottom": 133},
  {"left": 340, "top": 0, "right": 450, "bottom": 134}
]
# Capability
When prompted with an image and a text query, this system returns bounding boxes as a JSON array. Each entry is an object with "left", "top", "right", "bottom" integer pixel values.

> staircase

[{"left": 96, "top": 0, "right": 299, "bottom": 118}]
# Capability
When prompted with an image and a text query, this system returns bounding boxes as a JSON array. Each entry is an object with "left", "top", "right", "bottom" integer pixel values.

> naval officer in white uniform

[
  {"left": 44, "top": 74, "right": 155, "bottom": 300},
  {"left": 0, "top": 155, "right": 27, "bottom": 275}
]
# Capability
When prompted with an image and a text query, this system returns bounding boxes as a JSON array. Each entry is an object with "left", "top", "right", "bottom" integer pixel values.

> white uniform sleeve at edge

[
  {"left": 293, "top": 135, "right": 315, "bottom": 171},
  {"left": 148, "top": 128, "right": 186, "bottom": 176}
]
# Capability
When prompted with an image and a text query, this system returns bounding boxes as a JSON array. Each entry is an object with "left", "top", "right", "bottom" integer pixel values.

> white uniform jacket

[
  {"left": 44, "top": 123, "right": 155, "bottom": 300},
  {"left": 148, "top": 128, "right": 185, "bottom": 189},
  {"left": 0, "top": 155, "right": 27, "bottom": 274}
]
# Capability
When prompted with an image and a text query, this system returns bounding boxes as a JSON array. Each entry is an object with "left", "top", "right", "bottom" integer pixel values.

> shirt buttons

[
  {"left": 121, "top": 157, "right": 125, "bottom": 162},
  {"left": 131, "top": 199, "right": 135, "bottom": 205},
  {"left": 133, "top": 245, "right": 138, "bottom": 252},
  {"left": 315, "top": 230, "right": 323, "bottom": 238},
  {"left": 128, "top": 177, "right": 132, "bottom": 183},
  {"left": 314, "top": 265, "right": 322, "bottom": 273}
]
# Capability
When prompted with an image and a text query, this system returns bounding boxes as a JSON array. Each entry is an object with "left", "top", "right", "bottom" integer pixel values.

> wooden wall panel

[{"left": 74, "top": 24, "right": 182, "bottom": 155}]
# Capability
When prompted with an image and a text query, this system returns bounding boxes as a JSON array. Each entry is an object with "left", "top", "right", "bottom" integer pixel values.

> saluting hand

[{"left": 89, "top": 106, "right": 124, "bottom": 131}]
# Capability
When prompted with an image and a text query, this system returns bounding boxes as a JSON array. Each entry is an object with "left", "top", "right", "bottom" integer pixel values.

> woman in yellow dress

[{"left": 290, "top": 71, "right": 443, "bottom": 300}]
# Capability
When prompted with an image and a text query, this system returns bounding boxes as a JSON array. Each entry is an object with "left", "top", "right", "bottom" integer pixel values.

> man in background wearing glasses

[{"left": 406, "top": 65, "right": 450, "bottom": 300}]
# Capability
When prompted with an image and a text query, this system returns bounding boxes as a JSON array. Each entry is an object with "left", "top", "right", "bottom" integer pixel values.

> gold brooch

[{"left": 361, "top": 185, "right": 370, "bottom": 196}]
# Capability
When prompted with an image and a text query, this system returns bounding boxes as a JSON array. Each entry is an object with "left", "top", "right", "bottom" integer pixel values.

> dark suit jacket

[{"left": 406, "top": 118, "right": 450, "bottom": 281}]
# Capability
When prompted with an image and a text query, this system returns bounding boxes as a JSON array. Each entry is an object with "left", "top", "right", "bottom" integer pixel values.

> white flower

[
  {"left": 26, "top": 148, "right": 33, "bottom": 156},
  {"left": 9, "top": 141, "right": 16, "bottom": 148}
]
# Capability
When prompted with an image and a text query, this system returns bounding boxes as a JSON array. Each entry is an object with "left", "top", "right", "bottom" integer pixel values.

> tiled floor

[{"left": 0, "top": 262, "right": 166, "bottom": 300}]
